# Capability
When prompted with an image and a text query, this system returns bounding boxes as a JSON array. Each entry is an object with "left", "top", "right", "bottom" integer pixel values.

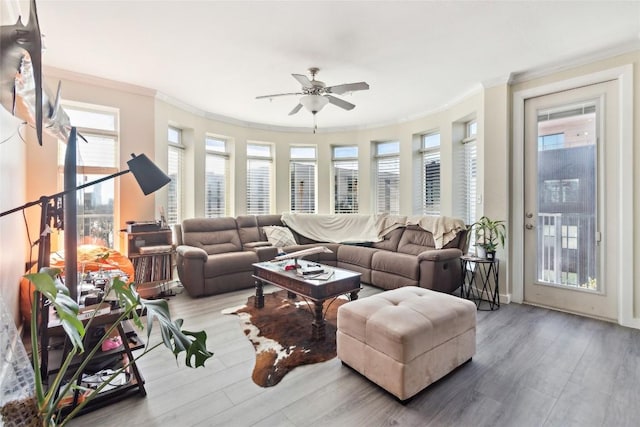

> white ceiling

[{"left": 22, "top": 1, "right": 640, "bottom": 131}]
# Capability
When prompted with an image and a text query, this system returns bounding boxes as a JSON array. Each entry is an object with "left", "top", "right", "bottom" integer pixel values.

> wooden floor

[{"left": 69, "top": 284, "right": 640, "bottom": 427}]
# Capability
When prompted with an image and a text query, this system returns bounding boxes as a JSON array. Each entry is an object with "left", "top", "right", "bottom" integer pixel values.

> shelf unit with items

[
  {"left": 123, "top": 229, "right": 174, "bottom": 289},
  {"left": 45, "top": 307, "right": 147, "bottom": 417}
]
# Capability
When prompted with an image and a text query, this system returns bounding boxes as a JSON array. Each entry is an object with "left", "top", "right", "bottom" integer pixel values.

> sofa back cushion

[
  {"left": 372, "top": 228, "right": 403, "bottom": 252},
  {"left": 182, "top": 217, "right": 242, "bottom": 254},
  {"left": 397, "top": 226, "right": 436, "bottom": 256},
  {"left": 236, "top": 215, "right": 261, "bottom": 246},
  {"left": 442, "top": 228, "right": 468, "bottom": 251}
]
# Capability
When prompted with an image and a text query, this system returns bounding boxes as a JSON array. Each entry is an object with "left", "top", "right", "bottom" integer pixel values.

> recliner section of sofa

[{"left": 175, "top": 214, "right": 467, "bottom": 297}]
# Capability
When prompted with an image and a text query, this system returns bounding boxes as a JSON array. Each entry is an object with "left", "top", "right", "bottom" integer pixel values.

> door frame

[{"left": 511, "top": 64, "right": 635, "bottom": 327}]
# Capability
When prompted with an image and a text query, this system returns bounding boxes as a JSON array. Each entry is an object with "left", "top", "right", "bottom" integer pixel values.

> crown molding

[
  {"left": 43, "top": 65, "right": 157, "bottom": 97},
  {"left": 510, "top": 39, "right": 640, "bottom": 85}
]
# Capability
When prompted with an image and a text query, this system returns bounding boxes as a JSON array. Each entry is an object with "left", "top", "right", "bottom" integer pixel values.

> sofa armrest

[
  {"left": 418, "top": 248, "right": 462, "bottom": 262},
  {"left": 243, "top": 241, "right": 272, "bottom": 249},
  {"left": 176, "top": 245, "right": 208, "bottom": 261},
  {"left": 175, "top": 245, "right": 208, "bottom": 297},
  {"left": 250, "top": 246, "right": 279, "bottom": 262},
  {"left": 418, "top": 248, "right": 463, "bottom": 293}
]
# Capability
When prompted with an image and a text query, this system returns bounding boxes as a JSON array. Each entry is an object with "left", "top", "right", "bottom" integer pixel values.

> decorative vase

[
  {"left": 486, "top": 251, "right": 496, "bottom": 261},
  {"left": 475, "top": 245, "right": 486, "bottom": 259}
]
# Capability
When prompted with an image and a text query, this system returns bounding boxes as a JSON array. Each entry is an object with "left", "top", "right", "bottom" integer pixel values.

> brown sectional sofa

[{"left": 174, "top": 214, "right": 468, "bottom": 298}]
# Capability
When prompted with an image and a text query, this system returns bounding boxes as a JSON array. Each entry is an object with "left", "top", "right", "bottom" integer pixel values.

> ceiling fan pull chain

[{"left": 313, "top": 114, "right": 317, "bottom": 134}]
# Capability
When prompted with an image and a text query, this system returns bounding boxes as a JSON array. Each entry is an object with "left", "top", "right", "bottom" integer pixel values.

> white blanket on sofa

[
  {"left": 281, "top": 213, "right": 382, "bottom": 243},
  {"left": 281, "top": 213, "right": 466, "bottom": 248}
]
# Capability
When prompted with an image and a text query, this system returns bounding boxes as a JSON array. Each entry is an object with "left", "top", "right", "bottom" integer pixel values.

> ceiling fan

[{"left": 256, "top": 67, "right": 370, "bottom": 118}]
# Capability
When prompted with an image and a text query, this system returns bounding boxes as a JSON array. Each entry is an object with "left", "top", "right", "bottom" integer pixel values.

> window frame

[
  {"left": 167, "top": 126, "right": 185, "bottom": 226},
  {"left": 204, "top": 136, "right": 230, "bottom": 218},
  {"left": 332, "top": 145, "right": 359, "bottom": 214},
  {"left": 246, "top": 142, "right": 274, "bottom": 215},
  {"left": 374, "top": 141, "right": 401, "bottom": 215},
  {"left": 421, "top": 132, "right": 441, "bottom": 215},
  {"left": 58, "top": 102, "right": 120, "bottom": 249},
  {"left": 289, "top": 145, "right": 317, "bottom": 213}
]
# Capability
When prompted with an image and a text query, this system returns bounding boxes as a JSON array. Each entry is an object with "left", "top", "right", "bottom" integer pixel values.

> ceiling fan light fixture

[{"left": 300, "top": 94, "right": 329, "bottom": 114}]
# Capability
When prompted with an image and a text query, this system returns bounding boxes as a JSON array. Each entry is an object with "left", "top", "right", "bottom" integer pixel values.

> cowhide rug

[{"left": 222, "top": 290, "right": 348, "bottom": 387}]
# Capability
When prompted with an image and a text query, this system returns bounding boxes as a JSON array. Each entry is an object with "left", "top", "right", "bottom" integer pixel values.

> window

[
  {"left": 247, "top": 143, "right": 273, "bottom": 215},
  {"left": 375, "top": 141, "right": 400, "bottom": 215},
  {"left": 205, "top": 136, "right": 230, "bottom": 217},
  {"left": 167, "top": 127, "right": 184, "bottom": 225},
  {"left": 290, "top": 146, "right": 316, "bottom": 213},
  {"left": 333, "top": 146, "right": 359, "bottom": 214},
  {"left": 561, "top": 225, "right": 578, "bottom": 249},
  {"left": 455, "top": 121, "right": 477, "bottom": 225},
  {"left": 421, "top": 132, "right": 440, "bottom": 215},
  {"left": 538, "top": 133, "right": 565, "bottom": 151},
  {"left": 59, "top": 103, "right": 119, "bottom": 248}
]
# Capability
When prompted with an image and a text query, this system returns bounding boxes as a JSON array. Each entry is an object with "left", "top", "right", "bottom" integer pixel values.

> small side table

[{"left": 460, "top": 255, "right": 500, "bottom": 311}]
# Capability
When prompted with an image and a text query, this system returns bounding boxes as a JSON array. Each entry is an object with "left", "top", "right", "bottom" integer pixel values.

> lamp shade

[
  {"left": 300, "top": 95, "right": 329, "bottom": 114},
  {"left": 127, "top": 153, "right": 172, "bottom": 195}
]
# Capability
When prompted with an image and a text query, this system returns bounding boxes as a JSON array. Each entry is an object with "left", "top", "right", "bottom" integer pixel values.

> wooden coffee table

[{"left": 252, "top": 260, "right": 361, "bottom": 341}]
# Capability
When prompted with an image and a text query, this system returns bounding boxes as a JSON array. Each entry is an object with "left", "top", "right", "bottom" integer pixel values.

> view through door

[{"left": 523, "top": 81, "right": 618, "bottom": 321}]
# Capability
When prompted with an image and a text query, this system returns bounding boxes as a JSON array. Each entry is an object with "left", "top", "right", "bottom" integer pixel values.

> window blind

[
  {"left": 290, "top": 161, "right": 316, "bottom": 213},
  {"left": 247, "top": 158, "right": 272, "bottom": 214},
  {"left": 422, "top": 150, "right": 441, "bottom": 215},
  {"left": 334, "top": 158, "right": 359, "bottom": 213},
  {"left": 205, "top": 151, "right": 229, "bottom": 218},
  {"left": 376, "top": 155, "right": 400, "bottom": 215},
  {"left": 167, "top": 143, "right": 184, "bottom": 225}
]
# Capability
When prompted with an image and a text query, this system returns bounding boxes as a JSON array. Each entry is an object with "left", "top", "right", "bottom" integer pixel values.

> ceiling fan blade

[
  {"left": 326, "top": 95, "right": 355, "bottom": 111},
  {"left": 292, "top": 73, "right": 313, "bottom": 89},
  {"left": 288, "top": 103, "right": 303, "bottom": 116},
  {"left": 256, "top": 92, "right": 302, "bottom": 99},
  {"left": 325, "top": 82, "right": 370, "bottom": 95}
]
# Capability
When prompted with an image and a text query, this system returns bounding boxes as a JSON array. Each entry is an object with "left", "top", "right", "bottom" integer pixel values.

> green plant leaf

[
  {"left": 141, "top": 298, "right": 214, "bottom": 367},
  {"left": 25, "top": 269, "right": 85, "bottom": 352}
]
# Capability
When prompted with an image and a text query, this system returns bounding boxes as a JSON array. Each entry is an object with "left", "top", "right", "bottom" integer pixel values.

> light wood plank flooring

[{"left": 69, "top": 284, "right": 640, "bottom": 427}]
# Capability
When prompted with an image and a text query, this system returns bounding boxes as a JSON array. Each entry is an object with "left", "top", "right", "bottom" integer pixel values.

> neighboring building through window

[
  {"left": 167, "top": 126, "right": 184, "bottom": 225},
  {"left": 375, "top": 141, "right": 400, "bottom": 215},
  {"left": 421, "top": 132, "right": 441, "bottom": 215},
  {"left": 333, "top": 146, "right": 359, "bottom": 214},
  {"left": 205, "top": 136, "right": 230, "bottom": 217},
  {"left": 290, "top": 146, "right": 317, "bottom": 213},
  {"left": 59, "top": 103, "right": 119, "bottom": 248},
  {"left": 247, "top": 143, "right": 273, "bottom": 215}
]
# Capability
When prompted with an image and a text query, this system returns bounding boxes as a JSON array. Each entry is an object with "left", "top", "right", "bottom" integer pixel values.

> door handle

[
  {"left": 525, "top": 224, "right": 534, "bottom": 230},
  {"left": 526, "top": 212, "right": 534, "bottom": 218}
]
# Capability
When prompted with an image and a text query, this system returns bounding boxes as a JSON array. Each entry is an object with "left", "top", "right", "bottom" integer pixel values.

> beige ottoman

[{"left": 337, "top": 286, "right": 476, "bottom": 401}]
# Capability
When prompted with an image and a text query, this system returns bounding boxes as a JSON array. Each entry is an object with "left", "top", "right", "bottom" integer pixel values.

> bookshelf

[{"left": 123, "top": 229, "right": 173, "bottom": 290}]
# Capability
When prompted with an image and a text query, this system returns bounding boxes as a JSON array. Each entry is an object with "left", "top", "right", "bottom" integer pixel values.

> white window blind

[
  {"left": 375, "top": 141, "right": 400, "bottom": 215},
  {"left": 59, "top": 103, "right": 119, "bottom": 248},
  {"left": 290, "top": 146, "right": 316, "bottom": 213},
  {"left": 247, "top": 143, "right": 273, "bottom": 215},
  {"left": 421, "top": 133, "right": 441, "bottom": 215},
  {"left": 333, "top": 146, "right": 359, "bottom": 214},
  {"left": 454, "top": 122, "right": 477, "bottom": 226},
  {"left": 167, "top": 126, "right": 184, "bottom": 225},
  {"left": 205, "top": 137, "right": 229, "bottom": 218}
]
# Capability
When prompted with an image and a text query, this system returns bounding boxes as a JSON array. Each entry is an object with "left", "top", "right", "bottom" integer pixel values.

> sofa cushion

[
  {"left": 236, "top": 215, "right": 261, "bottom": 245},
  {"left": 263, "top": 225, "right": 297, "bottom": 247},
  {"left": 397, "top": 226, "right": 436, "bottom": 255},
  {"left": 372, "top": 228, "right": 404, "bottom": 252},
  {"left": 371, "top": 251, "right": 419, "bottom": 280},
  {"left": 182, "top": 217, "right": 242, "bottom": 254},
  {"left": 204, "top": 251, "right": 258, "bottom": 277}
]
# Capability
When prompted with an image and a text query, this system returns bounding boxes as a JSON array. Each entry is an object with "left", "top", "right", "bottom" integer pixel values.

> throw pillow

[{"left": 263, "top": 226, "right": 297, "bottom": 247}]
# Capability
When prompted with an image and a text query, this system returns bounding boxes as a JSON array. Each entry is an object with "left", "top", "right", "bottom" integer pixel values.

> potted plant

[
  {"left": 470, "top": 216, "right": 506, "bottom": 260},
  {"left": 0, "top": 267, "right": 213, "bottom": 427}
]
